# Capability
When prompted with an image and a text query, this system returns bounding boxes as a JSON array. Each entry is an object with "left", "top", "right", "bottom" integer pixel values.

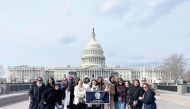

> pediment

[{"left": 82, "top": 65, "right": 103, "bottom": 70}]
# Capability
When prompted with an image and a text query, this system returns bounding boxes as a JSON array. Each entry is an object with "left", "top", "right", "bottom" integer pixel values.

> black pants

[
  {"left": 91, "top": 105, "right": 101, "bottom": 109},
  {"left": 130, "top": 105, "right": 143, "bottom": 109},
  {"left": 77, "top": 103, "right": 86, "bottom": 109},
  {"left": 68, "top": 104, "right": 77, "bottom": 109}
]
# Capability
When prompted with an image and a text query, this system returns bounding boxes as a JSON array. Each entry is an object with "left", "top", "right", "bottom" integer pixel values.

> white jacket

[
  {"left": 64, "top": 89, "right": 71, "bottom": 109},
  {"left": 74, "top": 85, "right": 86, "bottom": 105}
]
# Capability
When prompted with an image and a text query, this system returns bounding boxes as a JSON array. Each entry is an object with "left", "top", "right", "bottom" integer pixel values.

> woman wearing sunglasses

[
  {"left": 29, "top": 77, "right": 46, "bottom": 109},
  {"left": 139, "top": 83, "right": 157, "bottom": 109}
]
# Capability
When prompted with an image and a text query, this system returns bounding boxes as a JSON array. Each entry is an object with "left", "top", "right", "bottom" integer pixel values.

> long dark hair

[
  {"left": 47, "top": 77, "right": 55, "bottom": 86},
  {"left": 90, "top": 79, "right": 97, "bottom": 88},
  {"left": 117, "top": 78, "right": 124, "bottom": 86},
  {"left": 125, "top": 80, "right": 131, "bottom": 88},
  {"left": 109, "top": 76, "right": 115, "bottom": 83},
  {"left": 142, "top": 83, "right": 155, "bottom": 95},
  {"left": 133, "top": 79, "right": 140, "bottom": 87},
  {"left": 97, "top": 76, "right": 104, "bottom": 90},
  {"left": 68, "top": 77, "right": 75, "bottom": 91}
]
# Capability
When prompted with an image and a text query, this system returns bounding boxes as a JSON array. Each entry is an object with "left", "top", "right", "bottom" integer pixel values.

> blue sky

[{"left": 0, "top": 0, "right": 190, "bottom": 75}]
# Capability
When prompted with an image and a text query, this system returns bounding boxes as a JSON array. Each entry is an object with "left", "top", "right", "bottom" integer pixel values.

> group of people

[{"left": 28, "top": 75, "right": 157, "bottom": 109}]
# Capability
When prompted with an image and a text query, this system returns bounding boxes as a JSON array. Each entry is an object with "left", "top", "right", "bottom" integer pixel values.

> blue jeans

[
  {"left": 116, "top": 97, "right": 125, "bottom": 109},
  {"left": 55, "top": 102, "right": 64, "bottom": 109}
]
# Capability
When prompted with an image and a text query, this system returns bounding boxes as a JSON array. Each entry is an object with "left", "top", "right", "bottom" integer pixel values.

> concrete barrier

[{"left": 153, "top": 83, "right": 190, "bottom": 94}]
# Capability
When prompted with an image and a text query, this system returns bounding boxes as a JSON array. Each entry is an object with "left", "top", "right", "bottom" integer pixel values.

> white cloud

[{"left": 100, "top": 0, "right": 189, "bottom": 27}]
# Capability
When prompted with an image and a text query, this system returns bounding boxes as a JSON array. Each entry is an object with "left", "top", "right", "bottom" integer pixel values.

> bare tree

[
  {"left": 184, "top": 70, "right": 190, "bottom": 82},
  {"left": 164, "top": 54, "right": 186, "bottom": 84}
]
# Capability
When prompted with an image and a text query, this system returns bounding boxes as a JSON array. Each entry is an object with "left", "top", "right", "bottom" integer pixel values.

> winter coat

[
  {"left": 109, "top": 83, "right": 115, "bottom": 109},
  {"left": 116, "top": 85, "right": 126, "bottom": 102},
  {"left": 143, "top": 90, "right": 156, "bottom": 109},
  {"left": 113, "top": 82, "right": 118, "bottom": 102},
  {"left": 39, "top": 88, "right": 62, "bottom": 109},
  {"left": 63, "top": 87, "right": 75, "bottom": 109},
  {"left": 45, "top": 84, "right": 54, "bottom": 90},
  {"left": 73, "top": 85, "right": 86, "bottom": 105},
  {"left": 129, "top": 86, "right": 144, "bottom": 109},
  {"left": 60, "top": 84, "right": 66, "bottom": 100},
  {"left": 126, "top": 86, "right": 132, "bottom": 104},
  {"left": 29, "top": 83, "right": 46, "bottom": 109}
]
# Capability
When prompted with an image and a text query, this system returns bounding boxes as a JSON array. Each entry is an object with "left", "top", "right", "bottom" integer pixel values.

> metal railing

[{"left": 157, "top": 85, "right": 177, "bottom": 92}]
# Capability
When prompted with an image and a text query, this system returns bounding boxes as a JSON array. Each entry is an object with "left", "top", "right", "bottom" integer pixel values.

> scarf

[{"left": 117, "top": 85, "right": 126, "bottom": 102}]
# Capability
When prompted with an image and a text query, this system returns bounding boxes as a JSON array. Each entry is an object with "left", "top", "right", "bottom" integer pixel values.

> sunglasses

[
  {"left": 37, "top": 79, "right": 43, "bottom": 81},
  {"left": 143, "top": 86, "right": 148, "bottom": 88}
]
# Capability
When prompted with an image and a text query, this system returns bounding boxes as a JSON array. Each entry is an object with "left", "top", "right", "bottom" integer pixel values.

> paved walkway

[
  {"left": 157, "top": 99, "right": 189, "bottom": 109},
  {"left": 156, "top": 90, "right": 190, "bottom": 108},
  {"left": 0, "top": 92, "right": 28, "bottom": 107},
  {"left": 1, "top": 99, "right": 190, "bottom": 109},
  {"left": 0, "top": 91, "right": 27, "bottom": 99},
  {"left": 1, "top": 100, "right": 29, "bottom": 109},
  {"left": 1, "top": 90, "right": 190, "bottom": 109}
]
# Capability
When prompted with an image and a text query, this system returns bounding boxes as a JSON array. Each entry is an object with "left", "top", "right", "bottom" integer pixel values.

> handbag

[
  {"left": 128, "top": 88, "right": 139, "bottom": 106},
  {"left": 79, "top": 97, "right": 85, "bottom": 103}
]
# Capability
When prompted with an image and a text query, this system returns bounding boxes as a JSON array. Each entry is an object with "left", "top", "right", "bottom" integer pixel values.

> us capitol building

[{"left": 8, "top": 29, "right": 172, "bottom": 84}]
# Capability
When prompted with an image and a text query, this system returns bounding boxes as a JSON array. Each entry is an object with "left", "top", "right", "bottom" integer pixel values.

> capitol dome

[{"left": 81, "top": 28, "right": 106, "bottom": 68}]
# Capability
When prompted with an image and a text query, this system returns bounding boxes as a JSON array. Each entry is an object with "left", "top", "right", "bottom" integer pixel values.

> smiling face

[
  {"left": 104, "top": 80, "right": 108, "bottom": 85},
  {"left": 92, "top": 80, "right": 97, "bottom": 86},
  {"left": 125, "top": 81, "right": 129, "bottom": 87},
  {"left": 48, "top": 78, "right": 53, "bottom": 84},
  {"left": 142, "top": 84, "right": 149, "bottom": 92},
  {"left": 54, "top": 85, "right": 60, "bottom": 90},
  {"left": 62, "top": 78, "right": 68, "bottom": 85},
  {"left": 78, "top": 80, "right": 83, "bottom": 87},
  {"left": 134, "top": 80, "right": 140, "bottom": 87},
  {"left": 36, "top": 77, "right": 43, "bottom": 84},
  {"left": 117, "top": 78, "right": 123, "bottom": 85},
  {"left": 97, "top": 77, "right": 103, "bottom": 83},
  {"left": 111, "top": 76, "right": 115, "bottom": 82}
]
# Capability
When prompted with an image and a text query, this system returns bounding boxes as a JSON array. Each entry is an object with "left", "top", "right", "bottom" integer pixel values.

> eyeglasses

[{"left": 143, "top": 86, "right": 148, "bottom": 88}]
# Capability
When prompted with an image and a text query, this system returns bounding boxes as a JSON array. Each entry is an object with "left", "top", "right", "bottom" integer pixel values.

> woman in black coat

[
  {"left": 29, "top": 77, "right": 46, "bottom": 109},
  {"left": 45, "top": 77, "right": 55, "bottom": 89},
  {"left": 129, "top": 79, "right": 144, "bottom": 109},
  {"left": 125, "top": 80, "right": 132, "bottom": 109},
  {"left": 115, "top": 78, "right": 126, "bottom": 109},
  {"left": 39, "top": 84, "right": 62, "bottom": 109},
  {"left": 139, "top": 83, "right": 156, "bottom": 109}
]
